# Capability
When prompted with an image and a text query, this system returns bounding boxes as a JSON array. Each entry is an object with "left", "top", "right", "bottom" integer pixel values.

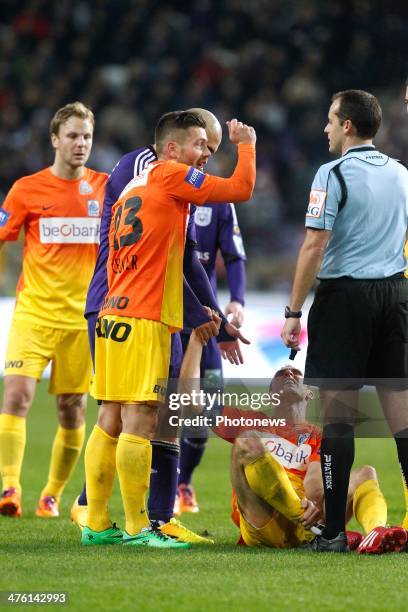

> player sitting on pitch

[{"left": 178, "top": 331, "right": 407, "bottom": 554}]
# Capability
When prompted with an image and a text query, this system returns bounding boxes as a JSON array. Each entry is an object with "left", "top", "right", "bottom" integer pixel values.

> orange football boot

[
  {"left": 36, "top": 495, "right": 59, "bottom": 518},
  {"left": 177, "top": 484, "right": 199, "bottom": 514},
  {"left": 0, "top": 487, "right": 22, "bottom": 517}
]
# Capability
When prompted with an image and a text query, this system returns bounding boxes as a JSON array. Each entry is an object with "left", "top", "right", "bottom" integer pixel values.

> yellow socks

[
  {"left": 0, "top": 413, "right": 26, "bottom": 493},
  {"left": 244, "top": 453, "right": 303, "bottom": 523},
  {"left": 40, "top": 424, "right": 85, "bottom": 502},
  {"left": 116, "top": 433, "right": 151, "bottom": 536},
  {"left": 85, "top": 425, "right": 118, "bottom": 531},
  {"left": 353, "top": 479, "right": 387, "bottom": 533},
  {"left": 400, "top": 474, "right": 408, "bottom": 529}
]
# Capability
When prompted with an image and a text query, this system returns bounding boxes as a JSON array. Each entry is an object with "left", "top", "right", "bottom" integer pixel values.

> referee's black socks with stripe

[
  {"left": 394, "top": 427, "right": 408, "bottom": 498},
  {"left": 320, "top": 423, "right": 355, "bottom": 541}
]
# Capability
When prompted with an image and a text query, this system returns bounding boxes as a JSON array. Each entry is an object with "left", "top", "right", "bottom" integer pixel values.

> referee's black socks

[
  {"left": 394, "top": 427, "right": 408, "bottom": 498},
  {"left": 320, "top": 423, "right": 355, "bottom": 540}
]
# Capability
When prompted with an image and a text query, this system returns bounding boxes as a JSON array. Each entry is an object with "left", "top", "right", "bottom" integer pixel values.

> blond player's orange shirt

[
  {"left": 100, "top": 143, "right": 255, "bottom": 331},
  {"left": 0, "top": 167, "right": 107, "bottom": 329}
]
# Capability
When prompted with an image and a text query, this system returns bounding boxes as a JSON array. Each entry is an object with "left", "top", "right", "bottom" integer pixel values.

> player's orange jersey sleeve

[
  {"left": 308, "top": 426, "right": 322, "bottom": 463},
  {"left": 0, "top": 180, "right": 28, "bottom": 241},
  {"left": 161, "top": 143, "right": 256, "bottom": 205}
]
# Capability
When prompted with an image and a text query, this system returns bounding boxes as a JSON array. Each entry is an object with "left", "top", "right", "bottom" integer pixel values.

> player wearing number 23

[
  {"left": 93, "top": 112, "right": 256, "bottom": 403},
  {"left": 84, "top": 112, "right": 255, "bottom": 546}
]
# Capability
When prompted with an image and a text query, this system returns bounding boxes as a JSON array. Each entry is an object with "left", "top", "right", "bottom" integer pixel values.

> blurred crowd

[{"left": 0, "top": 0, "right": 407, "bottom": 293}]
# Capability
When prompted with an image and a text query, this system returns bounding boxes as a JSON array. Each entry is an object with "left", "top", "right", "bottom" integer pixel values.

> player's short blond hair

[{"left": 50, "top": 102, "right": 95, "bottom": 136}]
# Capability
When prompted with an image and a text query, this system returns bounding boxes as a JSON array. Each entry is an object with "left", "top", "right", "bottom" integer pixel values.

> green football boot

[
  {"left": 81, "top": 523, "right": 123, "bottom": 545},
  {"left": 122, "top": 527, "right": 190, "bottom": 549}
]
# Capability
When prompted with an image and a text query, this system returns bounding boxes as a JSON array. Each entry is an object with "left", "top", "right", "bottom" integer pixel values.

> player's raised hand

[
  {"left": 203, "top": 306, "right": 222, "bottom": 333},
  {"left": 194, "top": 320, "right": 219, "bottom": 346},
  {"left": 227, "top": 119, "right": 256, "bottom": 145},
  {"left": 194, "top": 306, "right": 221, "bottom": 345}
]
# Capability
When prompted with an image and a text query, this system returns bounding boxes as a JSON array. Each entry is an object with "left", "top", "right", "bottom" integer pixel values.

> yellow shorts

[
  {"left": 4, "top": 318, "right": 92, "bottom": 395},
  {"left": 236, "top": 473, "right": 314, "bottom": 548},
  {"left": 93, "top": 315, "right": 170, "bottom": 403}
]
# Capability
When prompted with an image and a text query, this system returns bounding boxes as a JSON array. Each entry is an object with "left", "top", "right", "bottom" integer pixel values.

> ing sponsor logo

[{"left": 95, "top": 318, "right": 132, "bottom": 342}]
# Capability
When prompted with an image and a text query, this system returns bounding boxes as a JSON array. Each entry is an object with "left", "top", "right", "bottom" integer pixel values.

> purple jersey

[
  {"left": 84, "top": 146, "right": 206, "bottom": 371},
  {"left": 194, "top": 203, "right": 246, "bottom": 299},
  {"left": 85, "top": 146, "right": 156, "bottom": 317}
]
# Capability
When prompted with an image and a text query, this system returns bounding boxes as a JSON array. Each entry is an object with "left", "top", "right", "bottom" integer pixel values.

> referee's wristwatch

[{"left": 284, "top": 306, "right": 302, "bottom": 318}]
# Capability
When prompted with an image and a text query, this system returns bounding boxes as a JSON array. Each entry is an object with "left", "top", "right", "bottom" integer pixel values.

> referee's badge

[
  {"left": 195, "top": 207, "right": 212, "bottom": 226},
  {"left": 306, "top": 189, "right": 327, "bottom": 218}
]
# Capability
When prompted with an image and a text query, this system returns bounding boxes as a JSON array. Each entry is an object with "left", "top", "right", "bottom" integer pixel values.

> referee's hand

[{"left": 281, "top": 318, "right": 301, "bottom": 350}]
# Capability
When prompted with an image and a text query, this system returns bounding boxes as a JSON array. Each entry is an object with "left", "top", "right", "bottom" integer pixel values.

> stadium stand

[{"left": 0, "top": 0, "right": 407, "bottom": 292}]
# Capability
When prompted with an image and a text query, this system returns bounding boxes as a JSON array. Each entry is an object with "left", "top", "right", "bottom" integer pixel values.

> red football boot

[
  {"left": 358, "top": 526, "right": 407, "bottom": 554},
  {"left": 346, "top": 530, "right": 363, "bottom": 551}
]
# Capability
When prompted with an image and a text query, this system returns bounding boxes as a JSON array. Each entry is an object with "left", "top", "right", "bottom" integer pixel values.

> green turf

[{"left": 0, "top": 381, "right": 407, "bottom": 611}]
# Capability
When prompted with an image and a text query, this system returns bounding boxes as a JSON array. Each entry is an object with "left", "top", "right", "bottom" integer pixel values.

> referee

[{"left": 281, "top": 90, "right": 408, "bottom": 552}]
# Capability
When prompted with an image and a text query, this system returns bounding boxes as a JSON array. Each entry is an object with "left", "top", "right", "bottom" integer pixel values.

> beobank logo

[
  {"left": 262, "top": 436, "right": 312, "bottom": 472},
  {"left": 39, "top": 217, "right": 100, "bottom": 244}
]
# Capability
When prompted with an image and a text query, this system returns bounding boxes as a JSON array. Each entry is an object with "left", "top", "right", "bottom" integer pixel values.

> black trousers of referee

[{"left": 305, "top": 274, "right": 408, "bottom": 540}]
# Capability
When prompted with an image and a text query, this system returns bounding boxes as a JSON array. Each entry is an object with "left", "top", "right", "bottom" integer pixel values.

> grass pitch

[{"left": 1, "top": 381, "right": 407, "bottom": 611}]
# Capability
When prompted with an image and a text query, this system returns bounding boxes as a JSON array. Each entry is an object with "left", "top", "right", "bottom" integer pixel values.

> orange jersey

[
  {"left": 100, "top": 143, "right": 255, "bottom": 331},
  {"left": 214, "top": 406, "right": 321, "bottom": 480},
  {"left": 0, "top": 167, "right": 107, "bottom": 329}
]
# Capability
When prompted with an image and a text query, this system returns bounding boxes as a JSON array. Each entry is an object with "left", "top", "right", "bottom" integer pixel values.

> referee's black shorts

[{"left": 304, "top": 274, "right": 408, "bottom": 389}]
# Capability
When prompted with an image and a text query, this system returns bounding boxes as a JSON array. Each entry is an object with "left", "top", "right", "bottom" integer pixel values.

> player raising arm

[
  {"left": 71, "top": 110, "right": 250, "bottom": 544},
  {"left": 81, "top": 112, "right": 256, "bottom": 548}
]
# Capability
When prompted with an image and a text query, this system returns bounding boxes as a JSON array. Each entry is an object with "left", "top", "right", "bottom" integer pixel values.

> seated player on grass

[{"left": 178, "top": 332, "right": 407, "bottom": 554}]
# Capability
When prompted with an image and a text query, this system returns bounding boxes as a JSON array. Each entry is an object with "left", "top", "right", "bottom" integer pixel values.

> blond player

[{"left": 0, "top": 102, "right": 107, "bottom": 518}]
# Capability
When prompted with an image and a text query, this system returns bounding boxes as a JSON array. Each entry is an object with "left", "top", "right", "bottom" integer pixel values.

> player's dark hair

[
  {"left": 331, "top": 89, "right": 382, "bottom": 138},
  {"left": 155, "top": 111, "right": 206, "bottom": 154}
]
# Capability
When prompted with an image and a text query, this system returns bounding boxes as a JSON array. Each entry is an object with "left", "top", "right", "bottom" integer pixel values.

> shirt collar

[{"left": 343, "top": 144, "right": 376, "bottom": 155}]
